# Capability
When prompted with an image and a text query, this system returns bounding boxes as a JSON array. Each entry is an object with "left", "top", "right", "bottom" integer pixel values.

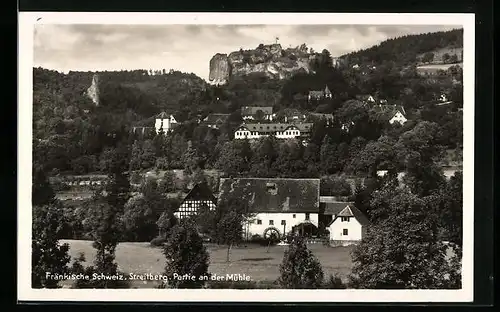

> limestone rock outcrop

[
  {"left": 86, "top": 74, "right": 100, "bottom": 106},
  {"left": 209, "top": 44, "right": 315, "bottom": 84},
  {"left": 209, "top": 53, "right": 230, "bottom": 85}
]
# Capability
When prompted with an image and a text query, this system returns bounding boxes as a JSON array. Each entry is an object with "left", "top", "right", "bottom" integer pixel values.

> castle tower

[{"left": 324, "top": 85, "right": 332, "bottom": 98}]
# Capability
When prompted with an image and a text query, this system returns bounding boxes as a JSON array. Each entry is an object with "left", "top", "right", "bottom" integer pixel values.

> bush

[
  {"left": 322, "top": 274, "right": 347, "bottom": 289},
  {"left": 150, "top": 236, "right": 166, "bottom": 247}
]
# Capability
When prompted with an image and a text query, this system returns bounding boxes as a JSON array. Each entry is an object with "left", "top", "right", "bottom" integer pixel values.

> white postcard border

[{"left": 18, "top": 12, "right": 475, "bottom": 302}]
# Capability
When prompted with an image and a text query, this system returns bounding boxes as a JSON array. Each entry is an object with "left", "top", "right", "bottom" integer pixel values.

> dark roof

[
  {"left": 157, "top": 112, "right": 176, "bottom": 119},
  {"left": 202, "top": 113, "right": 230, "bottom": 124},
  {"left": 181, "top": 182, "right": 217, "bottom": 205},
  {"left": 280, "top": 108, "right": 304, "bottom": 117},
  {"left": 355, "top": 94, "right": 375, "bottom": 102},
  {"left": 309, "top": 112, "right": 334, "bottom": 120},
  {"left": 241, "top": 106, "right": 273, "bottom": 116},
  {"left": 320, "top": 201, "right": 353, "bottom": 215},
  {"left": 218, "top": 178, "right": 320, "bottom": 213},
  {"left": 370, "top": 105, "right": 406, "bottom": 122},
  {"left": 238, "top": 123, "right": 313, "bottom": 133},
  {"left": 328, "top": 204, "right": 370, "bottom": 226},
  {"left": 308, "top": 90, "right": 324, "bottom": 98}
]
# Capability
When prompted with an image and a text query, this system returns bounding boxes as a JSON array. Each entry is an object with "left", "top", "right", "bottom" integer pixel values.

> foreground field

[{"left": 60, "top": 239, "right": 354, "bottom": 288}]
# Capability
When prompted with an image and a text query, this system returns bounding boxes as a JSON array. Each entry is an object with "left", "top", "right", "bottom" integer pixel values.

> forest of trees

[
  {"left": 33, "top": 30, "right": 463, "bottom": 176},
  {"left": 342, "top": 28, "right": 463, "bottom": 67}
]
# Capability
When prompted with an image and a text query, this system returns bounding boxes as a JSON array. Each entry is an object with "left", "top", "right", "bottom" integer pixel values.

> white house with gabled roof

[
  {"left": 327, "top": 204, "right": 370, "bottom": 246},
  {"left": 218, "top": 178, "right": 321, "bottom": 240}
]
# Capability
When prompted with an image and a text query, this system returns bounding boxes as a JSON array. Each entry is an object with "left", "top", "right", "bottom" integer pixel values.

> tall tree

[
  {"left": 278, "top": 236, "right": 324, "bottom": 289},
  {"left": 32, "top": 202, "right": 71, "bottom": 288},
  {"left": 162, "top": 220, "right": 210, "bottom": 288},
  {"left": 32, "top": 164, "right": 56, "bottom": 207},
  {"left": 349, "top": 184, "right": 449, "bottom": 289}
]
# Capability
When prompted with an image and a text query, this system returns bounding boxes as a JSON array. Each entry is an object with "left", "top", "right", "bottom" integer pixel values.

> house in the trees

[
  {"left": 371, "top": 105, "right": 408, "bottom": 125},
  {"left": 131, "top": 126, "right": 156, "bottom": 136},
  {"left": 308, "top": 85, "right": 332, "bottom": 101},
  {"left": 241, "top": 106, "right": 275, "bottom": 121},
  {"left": 355, "top": 94, "right": 376, "bottom": 105},
  {"left": 308, "top": 112, "right": 334, "bottom": 125},
  {"left": 234, "top": 122, "right": 313, "bottom": 140},
  {"left": 201, "top": 113, "right": 231, "bottom": 129},
  {"left": 218, "top": 178, "right": 321, "bottom": 240},
  {"left": 174, "top": 182, "right": 217, "bottom": 220},
  {"left": 155, "top": 112, "right": 178, "bottom": 134},
  {"left": 279, "top": 108, "right": 307, "bottom": 123},
  {"left": 318, "top": 198, "right": 354, "bottom": 231},
  {"left": 327, "top": 204, "right": 370, "bottom": 246}
]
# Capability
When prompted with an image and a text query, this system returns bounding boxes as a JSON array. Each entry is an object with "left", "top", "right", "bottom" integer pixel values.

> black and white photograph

[{"left": 18, "top": 12, "right": 475, "bottom": 302}]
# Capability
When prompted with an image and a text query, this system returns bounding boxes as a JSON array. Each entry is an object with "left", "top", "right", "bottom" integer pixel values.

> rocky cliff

[
  {"left": 209, "top": 44, "right": 314, "bottom": 84},
  {"left": 86, "top": 74, "right": 100, "bottom": 106}
]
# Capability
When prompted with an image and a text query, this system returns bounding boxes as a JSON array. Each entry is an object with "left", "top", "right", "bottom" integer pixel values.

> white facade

[
  {"left": 242, "top": 113, "right": 276, "bottom": 121},
  {"left": 245, "top": 212, "right": 319, "bottom": 238},
  {"left": 155, "top": 115, "right": 177, "bottom": 133},
  {"left": 389, "top": 111, "right": 407, "bottom": 125},
  {"left": 328, "top": 216, "right": 363, "bottom": 242},
  {"left": 234, "top": 126, "right": 303, "bottom": 140}
]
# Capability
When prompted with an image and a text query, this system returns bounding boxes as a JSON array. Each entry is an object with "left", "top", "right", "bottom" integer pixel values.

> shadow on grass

[{"left": 239, "top": 257, "right": 274, "bottom": 262}]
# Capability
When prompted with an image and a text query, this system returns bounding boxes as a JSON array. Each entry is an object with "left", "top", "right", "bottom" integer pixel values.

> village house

[
  {"left": 327, "top": 204, "right": 370, "bottom": 246},
  {"left": 241, "top": 106, "right": 275, "bottom": 121},
  {"left": 218, "top": 178, "right": 321, "bottom": 240},
  {"left": 278, "top": 108, "right": 307, "bottom": 123},
  {"left": 131, "top": 126, "right": 156, "bottom": 136},
  {"left": 371, "top": 104, "right": 408, "bottom": 125},
  {"left": 308, "top": 112, "right": 334, "bottom": 125},
  {"left": 201, "top": 113, "right": 231, "bottom": 129},
  {"left": 355, "top": 94, "right": 376, "bottom": 104},
  {"left": 318, "top": 198, "right": 354, "bottom": 230},
  {"left": 174, "top": 182, "right": 217, "bottom": 220},
  {"left": 155, "top": 112, "right": 178, "bottom": 134},
  {"left": 307, "top": 85, "right": 332, "bottom": 101},
  {"left": 234, "top": 122, "right": 313, "bottom": 140}
]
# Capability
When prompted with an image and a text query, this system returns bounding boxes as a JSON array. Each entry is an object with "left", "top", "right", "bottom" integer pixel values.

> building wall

[
  {"left": 234, "top": 129, "right": 302, "bottom": 140},
  {"left": 174, "top": 199, "right": 216, "bottom": 220},
  {"left": 245, "top": 212, "right": 319, "bottom": 238},
  {"left": 155, "top": 118, "right": 171, "bottom": 133},
  {"left": 328, "top": 217, "right": 363, "bottom": 241},
  {"left": 242, "top": 114, "right": 274, "bottom": 121},
  {"left": 389, "top": 112, "right": 407, "bottom": 125}
]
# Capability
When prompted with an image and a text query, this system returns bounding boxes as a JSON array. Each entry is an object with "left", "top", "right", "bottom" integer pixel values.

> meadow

[{"left": 60, "top": 239, "right": 354, "bottom": 288}]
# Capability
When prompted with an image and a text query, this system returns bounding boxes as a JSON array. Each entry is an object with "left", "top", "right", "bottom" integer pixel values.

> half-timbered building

[{"left": 174, "top": 182, "right": 217, "bottom": 220}]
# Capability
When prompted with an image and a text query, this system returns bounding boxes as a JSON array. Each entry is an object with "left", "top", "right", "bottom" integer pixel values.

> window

[
  {"left": 293, "top": 214, "right": 296, "bottom": 218},
  {"left": 341, "top": 217, "right": 349, "bottom": 222},
  {"left": 269, "top": 220, "right": 274, "bottom": 225},
  {"left": 343, "top": 229, "right": 349, "bottom": 236},
  {"left": 257, "top": 219, "right": 262, "bottom": 225},
  {"left": 281, "top": 220, "right": 286, "bottom": 225},
  {"left": 305, "top": 213, "right": 310, "bottom": 220},
  {"left": 187, "top": 203, "right": 192, "bottom": 208}
]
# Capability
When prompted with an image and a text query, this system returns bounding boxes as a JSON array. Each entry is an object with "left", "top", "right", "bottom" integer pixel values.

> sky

[{"left": 33, "top": 24, "right": 459, "bottom": 81}]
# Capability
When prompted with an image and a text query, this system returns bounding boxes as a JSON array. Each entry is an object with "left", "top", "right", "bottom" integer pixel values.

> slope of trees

[{"left": 342, "top": 28, "right": 463, "bottom": 67}]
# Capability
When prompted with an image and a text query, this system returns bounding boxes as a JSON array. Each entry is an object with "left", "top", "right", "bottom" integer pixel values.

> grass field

[
  {"left": 60, "top": 239, "right": 354, "bottom": 288},
  {"left": 416, "top": 62, "right": 463, "bottom": 75}
]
